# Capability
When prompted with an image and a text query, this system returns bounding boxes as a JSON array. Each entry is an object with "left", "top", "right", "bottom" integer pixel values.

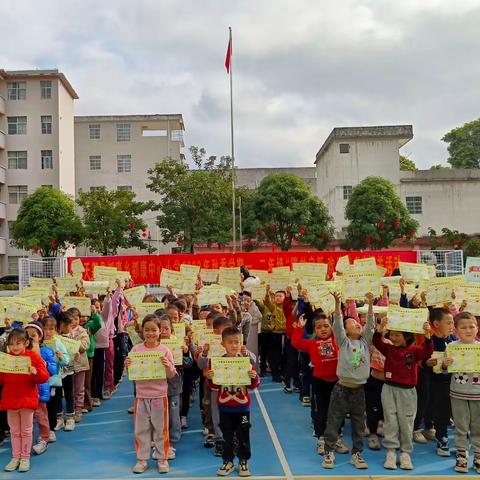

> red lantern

[
  {"left": 50, "top": 239, "right": 58, "bottom": 249},
  {"left": 269, "top": 223, "right": 277, "bottom": 231},
  {"left": 141, "top": 228, "right": 149, "bottom": 238},
  {"left": 129, "top": 223, "right": 136, "bottom": 231},
  {"left": 177, "top": 236, "right": 184, "bottom": 246},
  {"left": 393, "top": 219, "right": 400, "bottom": 230},
  {"left": 378, "top": 220, "right": 385, "bottom": 230},
  {"left": 407, "top": 229, "right": 415, "bottom": 238},
  {"left": 299, "top": 225, "right": 306, "bottom": 236}
]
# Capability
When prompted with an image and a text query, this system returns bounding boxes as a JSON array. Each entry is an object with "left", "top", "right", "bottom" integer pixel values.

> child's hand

[
  {"left": 330, "top": 290, "right": 342, "bottom": 305},
  {"left": 426, "top": 357, "right": 438, "bottom": 367},
  {"left": 182, "top": 345, "right": 188, "bottom": 353},
  {"left": 240, "top": 345, "right": 248, "bottom": 357},
  {"left": 451, "top": 289, "right": 456, "bottom": 300},
  {"left": 297, "top": 314, "right": 307, "bottom": 328},
  {"left": 422, "top": 321, "right": 431, "bottom": 339},
  {"left": 460, "top": 300, "right": 467, "bottom": 312},
  {"left": 161, "top": 356, "right": 171, "bottom": 367},
  {"left": 206, "top": 369, "right": 214, "bottom": 380},
  {"left": 365, "top": 292, "right": 375, "bottom": 306},
  {"left": 31, "top": 312, "right": 39, "bottom": 321},
  {"left": 420, "top": 291, "right": 427, "bottom": 305},
  {"left": 30, "top": 366, "right": 37, "bottom": 375},
  {"left": 248, "top": 369, "right": 257, "bottom": 379},
  {"left": 443, "top": 357, "right": 454, "bottom": 368},
  {"left": 399, "top": 278, "right": 406, "bottom": 292},
  {"left": 125, "top": 357, "right": 132, "bottom": 368},
  {"left": 202, "top": 343, "right": 210, "bottom": 354}
]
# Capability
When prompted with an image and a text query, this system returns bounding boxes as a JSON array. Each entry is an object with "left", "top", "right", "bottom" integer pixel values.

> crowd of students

[{"left": 0, "top": 265, "right": 479, "bottom": 476}]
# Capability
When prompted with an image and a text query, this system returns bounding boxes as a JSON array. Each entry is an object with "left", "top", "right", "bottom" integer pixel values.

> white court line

[{"left": 254, "top": 389, "right": 294, "bottom": 480}]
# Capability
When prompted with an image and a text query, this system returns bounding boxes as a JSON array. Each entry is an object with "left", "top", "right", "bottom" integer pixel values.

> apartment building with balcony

[{"left": 0, "top": 69, "right": 78, "bottom": 273}]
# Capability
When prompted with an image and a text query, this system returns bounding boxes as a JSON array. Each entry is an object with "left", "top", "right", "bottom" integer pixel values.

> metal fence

[
  {"left": 417, "top": 249, "right": 464, "bottom": 277},
  {"left": 18, "top": 257, "right": 68, "bottom": 290}
]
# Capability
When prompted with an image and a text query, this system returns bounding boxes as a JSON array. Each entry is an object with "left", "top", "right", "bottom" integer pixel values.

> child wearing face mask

[{"left": 0, "top": 328, "right": 49, "bottom": 473}]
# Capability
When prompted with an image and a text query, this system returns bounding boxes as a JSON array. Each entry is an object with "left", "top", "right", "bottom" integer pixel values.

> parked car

[{"left": 0, "top": 275, "right": 19, "bottom": 285}]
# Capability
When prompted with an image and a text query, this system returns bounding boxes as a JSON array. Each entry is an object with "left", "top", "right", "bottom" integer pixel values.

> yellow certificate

[
  {"left": 173, "top": 322, "right": 186, "bottom": 343},
  {"left": 218, "top": 267, "right": 241, "bottom": 292},
  {"left": 388, "top": 282, "right": 417, "bottom": 303},
  {"left": 58, "top": 336, "right": 81, "bottom": 357},
  {"left": 161, "top": 339, "right": 183, "bottom": 365},
  {"left": 94, "top": 265, "right": 117, "bottom": 277},
  {"left": 292, "top": 263, "right": 327, "bottom": 279},
  {"left": 387, "top": 305, "right": 428, "bottom": 334},
  {"left": 29, "top": 277, "right": 53, "bottom": 288},
  {"left": 56, "top": 276, "right": 81, "bottom": 291},
  {"left": 180, "top": 264, "right": 201, "bottom": 276},
  {"left": 0, "top": 351, "right": 31, "bottom": 374},
  {"left": 71, "top": 259, "right": 85, "bottom": 274},
  {"left": 128, "top": 351, "right": 166, "bottom": 380},
  {"left": 124, "top": 286, "right": 146, "bottom": 306},
  {"left": 63, "top": 297, "right": 91, "bottom": 316},
  {"left": 206, "top": 333, "right": 226, "bottom": 358},
  {"left": 126, "top": 325, "right": 143, "bottom": 346},
  {"left": 335, "top": 255, "right": 350, "bottom": 273},
  {"left": 399, "top": 262, "right": 430, "bottom": 283},
  {"left": 178, "top": 274, "right": 197, "bottom": 294},
  {"left": 447, "top": 343, "right": 480, "bottom": 373},
  {"left": 316, "top": 292, "right": 336, "bottom": 316},
  {"left": 159, "top": 269, "right": 184, "bottom": 289},
  {"left": 200, "top": 269, "right": 219, "bottom": 283},
  {"left": 248, "top": 269, "right": 268, "bottom": 280},
  {"left": 271, "top": 266, "right": 291, "bottom": 276},
  {"left": 341, "top": 272, "right": 380, "bottom": 300},
  {"left": 353, "top": 257, "right": 377, "bottom": 271},
  {"left": 248, "top": 285, "right": 267, "bottom": 300},
  {"left": 425, "top": 278, "right": 453, "bottom": 306},
  {"left": 134, "top": 302, "right": 163, "bottom": 319},
  {"left": 430, "top": 351, "right": 446, "bottom": 374},
  {"left": 6, "top": 299, "right": 39, "bottom": 325},
  {"left": 211, "top": 357, "right": 251, "bottom": 386},
  {"left": 82, "top": 281, "right": 109, "bottom": 295},
  {"left": 198, "top": 286, "right": 230, "bottom": 306}
]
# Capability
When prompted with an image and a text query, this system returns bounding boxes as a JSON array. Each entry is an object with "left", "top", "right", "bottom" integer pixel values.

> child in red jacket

[
  {"left": 0, "top": 328, "right": 49, "bottom": 473},
  {"left": 373, "top": 318, "right": 433, "bottom": 471},
  {"left": 292, "top": 310, "right": 339, "bottom": 456}
]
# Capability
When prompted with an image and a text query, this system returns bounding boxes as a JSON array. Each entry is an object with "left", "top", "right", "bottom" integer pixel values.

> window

[
  {"left": 90, "top": 186, "right": 103, "bottom": 192},
  {"left": 339, "top": 143, "right": 350, "bottom": 154},
  {"left": 343, "top": 185, "right": 353, "bottom": 200},
  {"left": 41, "top": 115, "right": 52, "bottom": 134},
  {"left": 40, "top": 80, "right": 52, "bottom": 99},
  {"left": 406, "top": 196, "right": 422, "bottom": 214},
  {"left": 41, "top": 185, "right": 53, "bottom": 188},
  {"left": 7, "top": 116, "right": 27, "bottom": 135},
  {"left": 41, "top": 150, "right": 53, "bottom": 169},
  {"left": 116, "top": 123, "right": 131, "bottom": 142},
  {"left": 7, "top": 82, "right": 26, "bottom": 100},
  {"left": 89, "top": 124, "right": 101, "bottom": 140},
  {"left": 117, "top": 185, "right": 132, "bottom": 192},
  {"left": 7, "top": 256, "right": 20, "bottom": 275},
  {"left": 117, "top": 154, "right": 132, "bottom": 173},
  {"left": 7, "top": 151, "right": 27, "bottom": 169},
  {"left": 89, "top": 155, "right": 101, "bottom": 170},
  {"left": 8, "top": 185, "right": 28, "bottom": 204},
  {"left": 171, "top": 130, "right": 183, "bottom": 142},
  {"left": 142, "top": 129, "right": 167, "bottom": 137}
]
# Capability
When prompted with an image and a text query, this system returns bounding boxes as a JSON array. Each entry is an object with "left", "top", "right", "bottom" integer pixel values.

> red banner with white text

[{"left": 67, "top": 250, "right": 417, "bottom": 285}]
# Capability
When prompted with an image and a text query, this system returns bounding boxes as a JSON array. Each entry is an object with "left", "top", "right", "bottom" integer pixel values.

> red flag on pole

[{"left": 225, "top": 35, "right": 232, "bottom": 73}]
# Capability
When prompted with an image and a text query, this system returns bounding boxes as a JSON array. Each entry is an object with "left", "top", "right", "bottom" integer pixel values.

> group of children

[{"left": 1, "top": 265, "right": 480, "bottom": 477}]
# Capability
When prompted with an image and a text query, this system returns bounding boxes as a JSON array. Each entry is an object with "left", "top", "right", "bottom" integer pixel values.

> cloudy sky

[{"left": 1, "top": 0, "right": 479, "bottom": 169}]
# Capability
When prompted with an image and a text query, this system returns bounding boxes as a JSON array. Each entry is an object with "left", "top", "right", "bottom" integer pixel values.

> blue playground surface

[{"left": 0, "top": 378, "right": 476, "bottom": 479}]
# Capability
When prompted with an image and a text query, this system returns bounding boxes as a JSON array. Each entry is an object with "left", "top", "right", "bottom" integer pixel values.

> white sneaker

[
  {"left": 350, "top": 451, "right": 368, "bottom": 469},
  {"left": 168, "top": 447, "right": 176, "bottom": 460},
  {"left": 384, "top": 450, "right": 397, "bottom": 469},
  {"left": 158, "top": 460, "right": 169, "bottom": 473},
  {"left": 33, "top": 439, "right": 48, "bottom": 455},
  {"left": 4, "top": 458, "right": 20, "bottom": 472},
  {"left": 132, "top": 460, "right": 148, "bottom": 474},
  {"left": 335, "top": 436, "right": 349, "bottom": 454},
  {"left": 92, "top": 398, "right": 101, "bottom": 407},
  {"left": 48, "top": 431, "right": 56, "bottom": 443},
  {"left": 400, "top": 452, "right": 413, "bottom": 470},
  {"left": 368, "top": 434, "right": 381, "bottom": 450},
  {"left": 18, "top": 459, "right": 30, "bottom": 473},
  {"left": 322, "top": 451, "right": 335, "bottom": 469},
  {"left": 54, "top": 417, "right": 65, "bottom": 431},
  {"left": 103, "top": 390, "right": 112, "bottom": 400},
  {"left": 423, "top": 428, "right": 436, "bottom": 442},
  {"left": 413, "top": 429, "right": 427, "bottom": 444},
  {"left": 64, "top": 416, "right": 76, "bottom": 432},
  {"left": 316, "top": 437, "right": 325, "bottom": 455}
]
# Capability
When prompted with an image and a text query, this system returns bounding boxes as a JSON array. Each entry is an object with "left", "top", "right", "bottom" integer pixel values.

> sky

[{"left": 1, "top": 0, "right": 479, "bottom": 169}]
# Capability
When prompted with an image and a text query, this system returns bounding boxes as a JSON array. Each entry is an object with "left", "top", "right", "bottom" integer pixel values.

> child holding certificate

[
  {"left": 0, "top": 328, "right": 49, "bottom": 473},
  {"left": 206, "top": 327, "right": 260, "bottom": 477},
  {"left": 373, "top": 315, "right": 433, "bottom": 470},
  {"left": 322, "top": 291, "right": 375, "bottom": 470},
  {"left": 446, "top": 312, "right": 480, "bottom": 474},
  {"left": 125, "top": 314, "right": 177, "bottom": 474}
]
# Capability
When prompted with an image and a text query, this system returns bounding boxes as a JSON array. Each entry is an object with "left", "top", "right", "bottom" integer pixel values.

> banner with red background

[{"left": 68, "top": 250, "right": 417, "bottom": 285}]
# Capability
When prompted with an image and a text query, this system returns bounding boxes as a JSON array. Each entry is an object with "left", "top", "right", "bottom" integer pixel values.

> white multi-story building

[{"left": 0, "top": 69, "right": 78, "bottom": 274}]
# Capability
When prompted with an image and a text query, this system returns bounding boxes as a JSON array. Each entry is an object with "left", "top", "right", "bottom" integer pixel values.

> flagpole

[{"left": 228, "top": 26, "right": 236, "bottom": 254}]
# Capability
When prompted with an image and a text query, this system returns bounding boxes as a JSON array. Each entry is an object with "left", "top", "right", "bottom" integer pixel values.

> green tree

[
  {"left": 442, "top": 119, "right": 480, "bottom": 168},
  {"left": 247, "top": 173, "right": 334, "bottom": 251},
  {"left": 343, "top": 176, "right": 419, "bottom": 250},
  {"left": 399, "top": 155, "right": 417, "bottom": 171},
  {"left": 10, "top": 187, "right": 83, "bottom": 257},
  {"left": 147, "top": 146, "right": 233, "bottom": 253},
  {"left": 77, "top": 188, "right": 153, "bottom": 256},
  {"left": 430, "top": 164, "right": 450, "bottom": 170}
]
